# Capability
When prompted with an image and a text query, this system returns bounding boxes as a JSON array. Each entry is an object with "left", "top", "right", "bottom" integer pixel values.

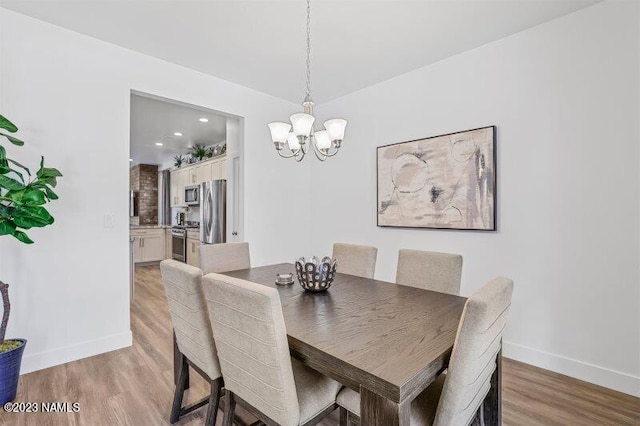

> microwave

[{"left": 184, "top": 185, "right": 200, "bottom": 206}]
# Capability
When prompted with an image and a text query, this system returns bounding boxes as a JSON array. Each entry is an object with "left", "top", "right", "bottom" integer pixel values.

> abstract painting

[{"left": 377, "top": 126, "right": 496, "bottom": 231}]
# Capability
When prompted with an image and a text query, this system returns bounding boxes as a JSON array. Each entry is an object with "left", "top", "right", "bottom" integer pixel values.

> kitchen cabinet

[
  {"left": 170, "top": 168, "right": 188, "bottom": 207},
  {"left": 165, "top": 228, "right": 172, "bottom": 259},
  {"left": 131, "top": 228, "right": 165, "bottom": 263},
  {"left": 170, "top": 156, "right": 227, "bottom": 208},
  {"left": 187, "top": 167, "right": 198, "bottom": 186},
  {"left": 196, "top": 163, "right": 212, "bottom": 183},
  {"left": 186, "top": 238, "right": 200, "bottom": 268}
]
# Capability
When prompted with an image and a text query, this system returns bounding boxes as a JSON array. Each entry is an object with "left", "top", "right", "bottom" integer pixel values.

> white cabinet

[
  {"left": 170, "top": 168, "right": 188, "bottom": 207},
  {"left": 196, "top": 163, "right": 212, "bottom": 183},
  {"left": 187, "top": 167, "right": 198, "bottom": 186},
  {"left": 187, "top": 238, "right": 200, "bottom": 267},
  {"left": 211, "top": 160, "right": 226, "bottom": 180},
  {"left": 165, "top": 228, "right": 172, "bottom": 259},
  {"left": 131, "top": 229, "right": 166, "bottom": 263},
  {"left": 170, "top": 157, "right": 227, "bottom": 208}
]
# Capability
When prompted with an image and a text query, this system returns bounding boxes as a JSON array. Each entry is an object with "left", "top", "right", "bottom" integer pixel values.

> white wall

[
  {"left": 0, "top": 8, "right": 311, "bottom": 373},
  {"left": 312, "top": 1, "right": 640, "bottom": 396}
]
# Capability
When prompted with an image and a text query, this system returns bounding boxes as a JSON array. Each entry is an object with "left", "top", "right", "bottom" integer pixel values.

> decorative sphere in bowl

[{"left": 295, "top": 256, "right": 337, "bottom": 292}]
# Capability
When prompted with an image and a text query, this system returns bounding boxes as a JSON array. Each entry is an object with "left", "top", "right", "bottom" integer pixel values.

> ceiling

[
  {"left": 1, "top": 0, "right": 599, "bottom": 103},
  {"left": 130, "top": 93, "right": 227, "bottom": 166}
]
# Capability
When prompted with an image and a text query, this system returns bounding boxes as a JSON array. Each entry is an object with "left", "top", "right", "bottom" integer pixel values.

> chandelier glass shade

[{"left": 267, "top": 0, "right": 347, "bottom": 162}]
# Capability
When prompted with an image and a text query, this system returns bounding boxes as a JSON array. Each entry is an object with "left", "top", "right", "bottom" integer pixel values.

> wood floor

[{"left": 1, "top": 265, "right": 638, "bottom": 426}]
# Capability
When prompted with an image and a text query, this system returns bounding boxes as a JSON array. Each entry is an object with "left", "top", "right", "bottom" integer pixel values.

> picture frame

[{"left": 376, "top": 126, "right": 496, "bottom": 231}]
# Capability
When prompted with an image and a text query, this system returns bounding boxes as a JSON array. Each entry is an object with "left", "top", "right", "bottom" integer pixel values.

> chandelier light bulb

[
  {"left": 290, "top": 113, "right": 315, "bottom": 138},
  {"left": 314, "top": 130, "right": 332, "bottom": 150},
  {"left": 287, "top": 132, "right": 301, "bottom": 151},
  {"left": 324, "top": 119, "right": 348, "bottom": 142},
  {"left": 268, "top": 122, "right": 292, "bottom": 144}
]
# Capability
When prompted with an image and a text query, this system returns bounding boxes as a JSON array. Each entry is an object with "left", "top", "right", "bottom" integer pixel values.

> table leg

[
  {"left": 360, "top": 387, "right": 410, "bottom": 426},
  {"left": 482, "top": 347, "right": 502, "bottom": 425}
]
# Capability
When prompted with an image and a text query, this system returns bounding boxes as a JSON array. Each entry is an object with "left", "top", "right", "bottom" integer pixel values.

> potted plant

[
  {"left": 0, "top": 114, "right": 62, "bottom": 404},
  {"left": 189, "top": 144, "right": 207, "bottom": 162}
]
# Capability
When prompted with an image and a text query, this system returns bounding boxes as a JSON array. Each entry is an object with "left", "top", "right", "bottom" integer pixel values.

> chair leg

[
  {"left": 205, "top": 377, "right": 223, "bottom": 426},
  {"left": 170, "top": 352, "right": 189, "bottom": 423},
  {"left": 173, "top": 331, "right": 189, "bottom": 390},
  {"left": 339, "top": 407, "right": 349, "bottom": 426},
  {"left": 223, "top": 390, "right": 236, "bottom": 426}
]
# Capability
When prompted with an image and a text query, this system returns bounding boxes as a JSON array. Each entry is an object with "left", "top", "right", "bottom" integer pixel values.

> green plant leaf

[
  {"left": 0, "top": 115, "right": 18, "bottom": 133},
  {"left": 13, "top": 230, "right": 34, "bottom": 244},
  {"left": 0, "top": 167, "right": 25, "bottom": 183},
  {"left": 8, "top": 159, "right": 30, "bottom": 176},
  {"left": 4, "top": 189, "right": 25, "bottom": 204},
  {"left": 0, "top": 132, "right": 24, "bottom": 146},
  {"left": 37, "top": 167, "right": 62, "bottom": 179},
  {"left": 12, "top": 205, "right": 54, "bottom": 230},
  {"left": 0, "top": 204, "right": 15, "bottom": 218},
  {"left": 22, "top": 188, "right": 46, "bottom": 206},
  {"left": 44, "top": 187, "right": 59, "bottom": 200},
  {"left": 0, "top": 220, "right": 16, "bottom": 236},
  {"left": 0, "top": 174, "right": 25, "bottom": 191}
]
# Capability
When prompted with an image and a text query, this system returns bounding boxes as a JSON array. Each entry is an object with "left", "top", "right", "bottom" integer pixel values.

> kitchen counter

[{"left": 130, "top": 225, "right": 170, "bottom": 230}]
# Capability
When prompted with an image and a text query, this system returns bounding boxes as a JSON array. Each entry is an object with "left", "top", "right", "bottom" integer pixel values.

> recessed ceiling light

[
  {"left": 129, "top": 158, "right": 133, "bottom": 162},
  {"left": 199, "top": 118, "right": 209, "bottom": 123},
  {"left": 155, "top": 142, "right": 163, "bottom": 146},
  {"left": 174, "top": 132, "right": 183, "bottom": 136}
]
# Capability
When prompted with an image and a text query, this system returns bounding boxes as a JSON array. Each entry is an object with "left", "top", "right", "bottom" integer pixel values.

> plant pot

[{"left": 0, "top": 339, "right": 26, "bottom": 404}]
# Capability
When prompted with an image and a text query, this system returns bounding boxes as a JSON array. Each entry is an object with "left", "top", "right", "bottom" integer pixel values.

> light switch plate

[{"left": 104, "top": 213, "right": 115, "bottom": 228}]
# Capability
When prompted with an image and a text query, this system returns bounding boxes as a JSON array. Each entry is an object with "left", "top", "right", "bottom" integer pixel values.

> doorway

[{"left": 128, "top": 90, "right": 245, "bottom": 300}]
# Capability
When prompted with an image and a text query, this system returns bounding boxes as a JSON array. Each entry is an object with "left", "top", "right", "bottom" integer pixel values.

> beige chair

[
  {"left": 396, "top": 249, "right": 463, "bottom": 295},
  {"left": 159, "top": 260, "right": 223, "bottom": 426},
  {"left": 332, "top": 243, "right": 378, "bottom": 279},
  {"left": 336, "top": 277, "right": 514, "bottom": 426},
  {"left": 202, "top": 273, "right": 342, "bottom": 426},
  {"left": 199, "top": 242, "right": 251, "bottom": 274}
]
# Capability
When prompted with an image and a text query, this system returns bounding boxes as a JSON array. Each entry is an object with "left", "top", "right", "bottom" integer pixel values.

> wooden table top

[{"left": 221, "top": 263, "right": 467, "bottom": 403}]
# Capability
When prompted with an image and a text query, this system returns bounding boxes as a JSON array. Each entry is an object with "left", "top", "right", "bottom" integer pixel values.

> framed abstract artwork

[{"left": 377, "top": 126, "right": 496, "bottom": 231}]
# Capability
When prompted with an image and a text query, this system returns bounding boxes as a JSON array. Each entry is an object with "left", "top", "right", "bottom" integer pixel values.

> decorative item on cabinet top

[{"left": 173, "top": 142, "right": 226, "bottom": 168}]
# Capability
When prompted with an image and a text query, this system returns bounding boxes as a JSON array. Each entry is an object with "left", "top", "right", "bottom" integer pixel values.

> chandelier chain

[{"left": 305, "top": 0, "right": 312, "bottom": 100}]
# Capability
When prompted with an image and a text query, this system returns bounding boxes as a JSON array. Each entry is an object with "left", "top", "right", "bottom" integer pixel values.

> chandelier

[{"left": 267, "top": 0, "right": 347, "bottom": 162}]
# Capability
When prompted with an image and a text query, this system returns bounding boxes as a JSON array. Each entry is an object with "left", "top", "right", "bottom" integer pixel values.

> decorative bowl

[{"left": 295, "top": 256, "right": 337, "bottom": 292}]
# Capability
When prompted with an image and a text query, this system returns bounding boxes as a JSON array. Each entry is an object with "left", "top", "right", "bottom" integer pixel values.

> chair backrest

[
  {"left": 203, "top": 273, "right": 300, "bottom": 426},
  {"left": 199, "top": 242, "right": 251, "bottom": 274},
  {"left": 332, "top": 243, "right": 378, "bottom": 279},
  {"left": 159, "top": 259, "right": 221, "bottom": 381},
  {"left": 433, "top": 277, "right": 514, "bottom": 426},
  {"left": 395, "top": 249, "right": 463, "bottom": 295}
]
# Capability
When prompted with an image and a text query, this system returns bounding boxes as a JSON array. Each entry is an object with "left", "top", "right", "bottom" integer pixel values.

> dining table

[{"left": 220, "top": 263, "right": 502, "bottom": 426}]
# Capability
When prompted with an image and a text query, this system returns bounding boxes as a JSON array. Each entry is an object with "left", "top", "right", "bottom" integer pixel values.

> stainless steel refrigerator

[{"left": 200, "top": 180, "right": 226, "bottom": 244}]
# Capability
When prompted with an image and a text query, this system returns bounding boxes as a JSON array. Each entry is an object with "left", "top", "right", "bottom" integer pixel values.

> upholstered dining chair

[
  {"left": 336, "top": 276, "right": 514, "bottom": 426},
  {"left": 395, "top": 249, "right": 463, "bottom": 295},
  {"left": 202, "top": 273, "right": 342, "bottom": 426},
  {"left": 199, "top": 242, "right": 251, "bottom": 274},
  {"left": 160, "top": 260, "right": 223, "bottom": 426},
  {"left": 332, "top": 243, "right": 378, "bottom": 279}
]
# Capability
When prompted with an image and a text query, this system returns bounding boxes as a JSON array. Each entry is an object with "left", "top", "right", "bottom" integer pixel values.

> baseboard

[
  {"left": 503, "top": 340, "right": 640, "bottom": 397},
  {"left": 20, "top": 331, "right": 133, "bottom": 375}
]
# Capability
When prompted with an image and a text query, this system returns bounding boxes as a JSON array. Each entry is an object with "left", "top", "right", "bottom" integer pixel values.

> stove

[{"left": 171, "top": 222, "right": 200, "bottom": 262}]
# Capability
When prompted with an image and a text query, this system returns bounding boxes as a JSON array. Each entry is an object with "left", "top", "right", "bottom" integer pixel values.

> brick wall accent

[{"left": 130, "top": 164, "right": 158, "bottom": 225}]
